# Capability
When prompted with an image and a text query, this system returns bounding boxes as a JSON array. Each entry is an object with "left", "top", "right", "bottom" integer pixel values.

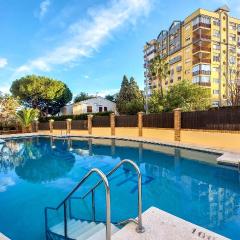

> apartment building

[{"left": 144, "top": 5, "right": 240, "bottom": 107}]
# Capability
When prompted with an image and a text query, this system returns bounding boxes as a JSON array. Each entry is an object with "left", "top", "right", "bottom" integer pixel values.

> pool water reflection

[{"left": 0, "top": 136, "right": 239, "bottom": 239}]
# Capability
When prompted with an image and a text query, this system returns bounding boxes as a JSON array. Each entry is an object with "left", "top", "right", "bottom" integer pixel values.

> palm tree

[
  {"left": 16, "top": 108, "right": 39, "bottom": 133},
  {"left": 149, "top": 56, "right": 170, "bottom": 97}
]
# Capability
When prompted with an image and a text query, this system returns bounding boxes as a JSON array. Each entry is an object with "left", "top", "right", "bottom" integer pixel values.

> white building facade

[{"left": 60, "top": 97, "right": 116, "bottom": 116}]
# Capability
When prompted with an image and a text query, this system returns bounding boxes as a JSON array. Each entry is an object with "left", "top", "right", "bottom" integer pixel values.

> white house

[{"left": 60, "top": 97, "right": 116, "bottom": 116}]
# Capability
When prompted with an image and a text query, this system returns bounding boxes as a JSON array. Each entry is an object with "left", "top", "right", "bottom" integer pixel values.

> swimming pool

[{"left": 0, "top": 136, "right": 239, "bottom": 239}]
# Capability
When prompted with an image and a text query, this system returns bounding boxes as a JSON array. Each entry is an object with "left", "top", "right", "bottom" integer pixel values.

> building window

[
  {"left": 229, "top": 34, "right": 236, "bottom": 41},
  {"left": 229, "top": 56, "right": 236, "bottom": 64},
  {"left": 176, "top": 66, "right": 182, "bottom": 72},
  {"left": 213, "top": 43, "right": 220, "bottom": 50},
  {"left": 229, "top": 46, "right": 236, "bottom": 53},
  {"left": 213, "top": 30, "right": 220, "bottom": 38},
  {"left": 213, "top": 55, "right": 220, "bottom": 62},
  {"left": 185, "top": 58, "right": 191, "bottom": 64},
  {"left": 99, "top": 106, "right": 103, "bottom": 112},
  {"left": 213, "top": 19, "right": 220, "bottom": 26},
  {"left": 213, "top": 79, "right": 220, "bottom": 84},
  {"left": 212, "top": 67, "right": 220, "bottom": 72},
  {"left": 87, "top": 106, "right": 92, "bottom": 113},
  {"left": 178, "top": 76, "right": 181, "bottom": 81},
  {"left": 229, "top": 22, "right": 236, "bottom": 30},
  {"left": 104, "top": 107, "right": 108, "bottom": 112},
  {"left": 213, "top": 90, "right": 220, "bottom": 95}
]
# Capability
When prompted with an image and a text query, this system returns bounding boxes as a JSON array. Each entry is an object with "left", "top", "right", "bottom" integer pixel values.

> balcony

[
  {"left": 193, "top": 22, "right": 211, "bottom": 30},
  {"left": 192, "top": 34, "right": 211, "bottom": 42},
  {"left": 197, "top": 82, "right": 211, "bottom": 87},
  {"left": 192, "top": 46, "right": 211, "bottom": 54},
  {"left": 192, "top": 58, "right": 211, "bottom": 65},
  {"left": 192, "top": 70, "right": 211, "bottom": 76}
]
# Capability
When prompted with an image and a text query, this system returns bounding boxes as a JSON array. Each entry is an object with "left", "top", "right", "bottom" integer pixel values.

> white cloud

[
  {"left": 16, "top": 0, "right": 152, "bottom": 75},
  {"left": 90, "top": 88, "right": 119, "bottom": 97},
  {"left": 0, "top": 58, "right": 8, "bottom": 68},
  {"left": 39, "top": 0, "right": 51, "bottom": 19}
]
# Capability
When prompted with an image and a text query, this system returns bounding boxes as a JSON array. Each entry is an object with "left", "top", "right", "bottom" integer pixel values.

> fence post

[
  {"left": 49, "top": 119, "right": 54, "bottom": 133},
  {"left": 110, "top": 113, "right": 115, "bottom": 136},
  {"left": 173, "top": 108, "right": 181, "bottom": 141},
  {"left": 32, "top": 120, "right": 38, "bottom": 132},
  {"left": 66, "top": 119, "right": 72, "bottom": 134},
  {"left": 138, "top": 112, "right": 144, "bottom": 137},
  {"left": 88, "top": 115, "right": 93, "bottom": 135}
]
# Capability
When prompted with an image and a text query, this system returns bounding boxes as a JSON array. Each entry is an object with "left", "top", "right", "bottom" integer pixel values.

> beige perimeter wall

[{"left": 39, "top": 127, "right": 240, "bottom": 153}]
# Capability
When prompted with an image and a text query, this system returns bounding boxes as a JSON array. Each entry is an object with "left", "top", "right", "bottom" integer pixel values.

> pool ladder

[{"left": 44, "top": 159, "right": 145, "bottom": 240}]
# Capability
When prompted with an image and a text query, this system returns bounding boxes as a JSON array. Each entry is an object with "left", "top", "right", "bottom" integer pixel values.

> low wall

[
  {"left": 181, "top": 130, "right": 240, "bottom": 152},
  {"left": 38, "top": 127, "right": 240, "bottom": 153},
  {"left": 143, "top": 128, "right": 174, "bottom": 142},
  {"left": 115, "top": 127, "right": 138, "bottom": 137}
]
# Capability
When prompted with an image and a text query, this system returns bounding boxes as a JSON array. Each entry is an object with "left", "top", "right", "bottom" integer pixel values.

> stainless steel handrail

[
  {"left": 45, "top": 168, "right": 111, "bottom": 240},
  {"left": 82, "top": 159, "right": 145, "bottom": 233}
]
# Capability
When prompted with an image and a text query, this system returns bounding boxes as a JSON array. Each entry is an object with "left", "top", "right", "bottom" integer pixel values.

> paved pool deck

[
  {"left": 112, "top": 207, "right": 229, "bottom": 240},
  {"left": 0, "top": 233, "right": 10, "bottom": 240}
]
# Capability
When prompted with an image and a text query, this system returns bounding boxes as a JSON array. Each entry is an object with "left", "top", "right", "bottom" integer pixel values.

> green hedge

[{"left": 39, "top": 111, "right": 113, "bottom": 122}]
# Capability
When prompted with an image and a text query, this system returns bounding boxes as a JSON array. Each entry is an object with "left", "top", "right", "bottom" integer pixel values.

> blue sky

[{"left": 0, "top": 0, "right": 239, "bottom": 97}]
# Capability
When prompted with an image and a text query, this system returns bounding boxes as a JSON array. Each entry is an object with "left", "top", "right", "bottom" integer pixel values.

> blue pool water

[{"left": 0, "top": 136, "right": 239, "bottom": 239}]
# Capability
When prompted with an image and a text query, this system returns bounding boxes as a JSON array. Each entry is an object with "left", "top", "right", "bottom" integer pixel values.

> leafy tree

[
  {"left": 105, "top": 94, "right": 117, "bottom": 102},
  {"left": 116, "top": 75, "right": 144, "bottom": 114},
  {"left": 149, "top": 56, "right": 169, "bottom": 97},
  {"left": 227, "top": 69, "right": 240, "bottom": 106},
  {"left": 0, "top": 93, "right": 19, "bottom": 129},
  {"left": 74, "top": 92, "right": 92, "bottom": 103},
  {"left": 16, "top": 108, "right": 39, "bottom": 132},
  {"left": 148, "top": 90, "right": 165, "bottom": 113},
  {"left": 164, "top": 80, "right": 211, "bottom": 112},
  {"left": 10, "top": 75, "right": 72, "bottom": 116}
]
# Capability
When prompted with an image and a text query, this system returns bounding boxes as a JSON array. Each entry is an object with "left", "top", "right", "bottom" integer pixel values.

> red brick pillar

[
  {"left": 110, "top": 113, "right": 115, "bottom": 136},
  {"left": 66, "top": 119, "right": 72, "bottom": 134},
  {"left": 49, "top": 119, "right": 54, "bottom": 133},
  {"left": 138, "top": 112, "right": 144, "bottom": 137},
  {"left": 88, "top": 115, "right": 93, "bottom": 135},
  {"left": 174, "top": 108, "right": 181, "bottom": 141}
]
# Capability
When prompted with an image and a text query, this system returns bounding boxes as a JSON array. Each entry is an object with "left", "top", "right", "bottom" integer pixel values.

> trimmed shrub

[{"left": 39, "top": 111, "right": 113, "bottom": 122}]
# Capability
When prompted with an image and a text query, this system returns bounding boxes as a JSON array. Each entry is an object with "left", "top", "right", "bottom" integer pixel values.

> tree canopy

[
  {"left": 148, "top": 80, "right": 211, "bottom": 112},
  {"left": 74, "top": 92, "right": 93, "bottom": 103},
  {"left": 10, "top": 75, "right": 72, "bottom": 116},
  {"left": 0, "top": 93, "right": 19, "bottom": 129},
  {"left": 105, "top": 94, "right": 117, "bottom": 103},
  {"left": 149, "top": 56, "right": 169, "bottom": 97},
  {"left": 116, "top": 75, "right": 144, "bottom": 114}
]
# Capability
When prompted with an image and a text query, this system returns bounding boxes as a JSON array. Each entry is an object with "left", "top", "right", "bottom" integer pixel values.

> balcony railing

[
  {"left": 193, "top": 82, "right": 211, "bottom": 87},
  {"left": 192, "top": 70, "right": 211, "bottom": 76},
  {"left": 192, "top": 46, "right": 211, "bottom": 54},
  {"left": 192, "top": 58, "right": 211, "bottom": 65},
  {"left": 193, "top": 22, "right": 211, "bottom": 30},
  {"left": 193, "top": 34, "right": 211, "bottom": 42}
]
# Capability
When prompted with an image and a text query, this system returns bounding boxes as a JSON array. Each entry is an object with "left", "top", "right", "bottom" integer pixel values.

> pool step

[{"left": 49, "top": 220, "right": 119, "bottom": 240}]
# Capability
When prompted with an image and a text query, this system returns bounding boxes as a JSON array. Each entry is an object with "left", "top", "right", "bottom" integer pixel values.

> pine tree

[{"left": 116, "top": 75, "right": 144, "bottom": 114}]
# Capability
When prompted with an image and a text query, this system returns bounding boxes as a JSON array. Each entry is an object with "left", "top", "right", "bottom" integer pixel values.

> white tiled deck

[
  {"left": 112, "top": 207, "right": 229, "bottom": 240},
  {"left": 217, "top": 152, "right": 240, "bottom": 166},
  {"left": 0, "top": 233, "right": 10, "bottom": 240}
]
